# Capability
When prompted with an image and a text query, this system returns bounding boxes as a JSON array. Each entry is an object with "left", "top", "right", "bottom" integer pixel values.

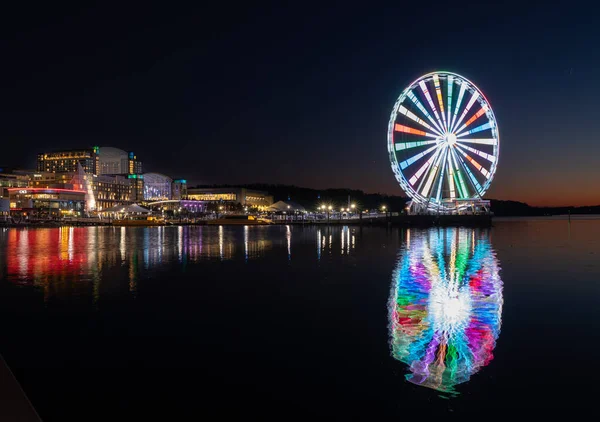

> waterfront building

[
  {"left": 0, "top": 169, "right": 29, "bottom": 198},
  {"left": 94, "top": 147, "right": 144, "bottom": 203},
  {"left": 143, "top": 174, "right": 188, "bottom": 202},
  {"left": 97, "top": 147, "right": 143, "bottom": 176},
  {"left": 8, "top": 187, "right": 86, "bottom": 217},
  {"left": 0, "top": 198, "right": 9, "bottom": 220},
  {"left": 37, "top": 148, "right": 99, "bottom": 174},
  {"left": 128, "top": 174, "right": 145, "bottom": 202},
  {"left": 25, "top": 170, "right": 135, "bottom": 212},
  {"left": 90, "top": 175, "right": 134, "bottom": 211},
  {"left": 186, "top": 187, "right": 273, "bottom": 210},
  {"left": 143, "top": 173, "right": 173, "bottom": 201},
  {"left": 35, "top": 146, "right": 148, "bottom": 210},
  {"left": 172, "top": 179, "right": 187, "bottom": 200}
]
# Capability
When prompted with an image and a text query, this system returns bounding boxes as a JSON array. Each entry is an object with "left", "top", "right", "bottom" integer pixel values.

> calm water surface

[{"left": 0, "top": 219, "right": 599, "bottom": 419}]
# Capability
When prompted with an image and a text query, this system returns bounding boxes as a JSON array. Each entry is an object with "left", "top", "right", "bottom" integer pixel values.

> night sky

[{"left": 1, "top": 2, "right": 598, "bottom": 206}]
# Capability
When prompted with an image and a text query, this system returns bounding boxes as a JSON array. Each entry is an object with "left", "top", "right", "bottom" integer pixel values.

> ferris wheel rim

[{"left": 387, "top": 71, "right": 500, "bottom": 211}]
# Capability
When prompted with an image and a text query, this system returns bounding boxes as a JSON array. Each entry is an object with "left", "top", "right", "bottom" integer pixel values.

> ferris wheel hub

[{"left": 445, "top": 133, "right": 457, "bottom": 146}]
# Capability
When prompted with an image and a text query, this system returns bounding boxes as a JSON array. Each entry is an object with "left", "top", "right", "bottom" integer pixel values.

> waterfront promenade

[{"left": 0, "top": 213, "right": 492, "bottom": 227}]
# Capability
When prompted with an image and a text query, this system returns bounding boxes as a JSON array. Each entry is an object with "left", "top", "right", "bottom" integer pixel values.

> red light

[{"left": 7, "top": 188, "right": 86, "bottom": 194}]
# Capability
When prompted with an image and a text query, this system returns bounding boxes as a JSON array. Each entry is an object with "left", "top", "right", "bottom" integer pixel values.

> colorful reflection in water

[
  {"left": 388, "top": 228, "right": 503, "bottom": 394},
  {"left": 0, "top": 225, "right": 362, "bottom": 304}
]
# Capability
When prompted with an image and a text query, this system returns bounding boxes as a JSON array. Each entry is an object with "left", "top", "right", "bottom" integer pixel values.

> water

[{"left": 0, "top": 219, "right": 599, "bottom": 419}]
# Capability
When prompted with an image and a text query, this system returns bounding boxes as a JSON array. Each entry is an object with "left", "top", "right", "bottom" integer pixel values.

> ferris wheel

[{"left": 387, "top": 71, "right": 499, "bottom": 212}]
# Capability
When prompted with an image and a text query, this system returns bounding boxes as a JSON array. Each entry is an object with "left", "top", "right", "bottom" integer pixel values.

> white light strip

[
  {"left": 454, "top": 149, "right": 483, "bottom": 193},
  {"left": 455, "top": 104, "right": 488, "bottom": 134},
  {"left": 452, "top": 91, "right": 479, "bottom": 134},
  {"left": 421, "top": 145, "right": 445, "bottom": 198},
  {"left": 455, "top": 147, "right": 491, "bottom": 179},
  {"left": 456, "top": 121, "right": 494, "bottom": 137},
  {"left": 455, "top": 143, "right": 496, "bottom": 163},
  {"left": 435, "top": 147, "right": 448, "bottom": 202},
  {"left": 398, "top": 105, "right": 441, "bottom": 135},
  {"left": 409, "top": 147, "right": 441, "bottom": 186},
  {"left": 399, "top": 144, "right": 439, "bottom": 170},
  {"left": 415, "top": 146, "right": 443, "bottom": 195},
  {"left": 454, "top": 138, "right": 497, "bottom": 145},
  {"left": 450, "top": 147, "right": 469, "bottom": 198},
  {"left": 450, "top": 82, "right": 467, "bottom": 132},
  {"left": 447, "top": 157, "right": 456, "bottom": 200},
  {"left": 419, "top": 80, "right": 445, "bottom": 132},
  {"left": 446, "top": 76, "right": 453, "bottom": 130},
  {"left": 407, "top": 90, "right": 444, "bottom": 134},
  {"left": 433, "top": 74, "right": 447, "bottom": 131},
  {"left": 395, "top": 140, "right": 437, "bottom": 151}
]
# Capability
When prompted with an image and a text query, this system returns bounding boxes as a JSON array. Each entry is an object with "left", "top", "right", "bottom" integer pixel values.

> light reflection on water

[
  {"left": 2, "top": 220, "right": 600, "bottom": 418},
  {"left": 388, "top": 228, "right": 503, "bottom": 394},
  {"left": 0, "top": 225, "right": 363, "bottom": 303}
]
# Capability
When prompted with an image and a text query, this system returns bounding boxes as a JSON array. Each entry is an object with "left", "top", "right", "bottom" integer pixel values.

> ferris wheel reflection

[{"left": 388, "top": 227, "right": 503, "bottom": 394}]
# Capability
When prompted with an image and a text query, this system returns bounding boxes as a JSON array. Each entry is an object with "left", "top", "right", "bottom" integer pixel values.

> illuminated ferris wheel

[{"left": 387, "top": 71, "right": 499, "bottom": 213}]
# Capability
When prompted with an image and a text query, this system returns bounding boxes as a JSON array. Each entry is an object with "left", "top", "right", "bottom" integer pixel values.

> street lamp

[{"left": 381, "top": 205, "right": 389, "bottom": 222}]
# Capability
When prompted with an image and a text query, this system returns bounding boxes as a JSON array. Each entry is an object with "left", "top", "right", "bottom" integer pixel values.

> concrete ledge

[{"left": 0, "top": 355, "right": 41, "bottom": 421}]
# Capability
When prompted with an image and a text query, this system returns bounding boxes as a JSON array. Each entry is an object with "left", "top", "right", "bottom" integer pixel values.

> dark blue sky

[{"left": 1, "top": 1, "right": 598, "bottom": 205}]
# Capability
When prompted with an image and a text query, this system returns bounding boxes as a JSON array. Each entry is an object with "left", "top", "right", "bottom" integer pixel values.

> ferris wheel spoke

[
  {"left": 454, "top": 138, "right": 497, "bottom": 146},
  {"left": 450, "top": 82, "right": 467, "bottom": 133},
  {"left": 451, "top": 91, "right": 479, "bottom": 134},
  {"left": 454, "top": 105, "right": 488, "bottom": 134},
  {"left": 456, "top": 121, "right": 494, "bottom": 138},
  {"left": 409, "top": 146, "right": 443, "bottom": 187},
  {"left": 446, "top": 156, "right": 456, "bottom": 200},
  {"left": 446, "top": 76, "right": 453, "bottom": 130},
  {"left": 435, "top": 147, "right": 449, "bottom": 203},
  {"left": 450, "top": 148, "right": 470, "bottom": 198},
  {"left": 394, "top": 123, "right": 439, "bottom": 138},
  {"left": 395, "top": 139, "right": 437, "bottom": 151},
  {"left": 398, "top": 105, "right": 442, "bottom": 135},
  {"left": 420, "top": 145, "right": 446, "bottom": 199},
  {"left": 398, "top": 144, "right": 440, "bottom": 170},
  {"left": 455, "top": 147, "right": 491, "bottom": 179},
  {"left": 415, "top": 147, "right": 441, "bottom": 195},
  {"left": 455, "top": 142, "right": 496, "bottom": 163},
  {"left": 419, "top": 80, "right": 445, "bottom": 132},
  {"left": 453, "top": 148, "right": 483, "bottom": 195},
  {"left": 433, "top": 74, "right": 448, "bottom": 131},
  {"left": 407, "top": 90, "right": 445, "bottom": 135}
]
